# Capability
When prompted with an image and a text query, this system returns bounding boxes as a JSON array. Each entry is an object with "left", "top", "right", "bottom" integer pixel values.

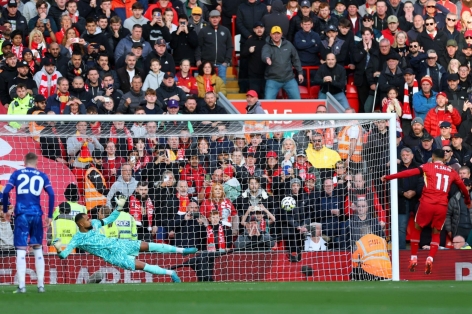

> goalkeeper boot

[
  {"left": 13, "top": 287, "right": 26, "bottom": 294},
  {"left": 425, "top": 257, "right": 433, "bottom": 275},
  {"left": 182, "top": 248, "right": 198, "bottom": 256},
  {"left": 408, "top": 258, "right": 417, "bottom": 272},
  {"left": 170, "top": 271, "right": 181, "bottom": 283},
  {"left": 38, "top": 287, "right": 46, "bottom": 293}
]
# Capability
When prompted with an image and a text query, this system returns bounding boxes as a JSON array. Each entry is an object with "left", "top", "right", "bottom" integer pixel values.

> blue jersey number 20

[{"left": 17, "top": 174, "right": 44, "bottom": 196}]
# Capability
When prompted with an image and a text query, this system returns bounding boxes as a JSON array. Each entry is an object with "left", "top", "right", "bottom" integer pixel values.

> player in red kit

[{"left": 381, "top": 149, "right": 471, "bottom": 274}]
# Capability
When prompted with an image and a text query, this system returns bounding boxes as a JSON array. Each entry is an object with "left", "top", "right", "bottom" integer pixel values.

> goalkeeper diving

[{"left": 53, "top": 196, "right": 197, "bottom": 282}]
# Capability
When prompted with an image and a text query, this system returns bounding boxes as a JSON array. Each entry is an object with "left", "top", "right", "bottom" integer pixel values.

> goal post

[{"left": 0, "top": 112, "right": 399, "bottom": 283}]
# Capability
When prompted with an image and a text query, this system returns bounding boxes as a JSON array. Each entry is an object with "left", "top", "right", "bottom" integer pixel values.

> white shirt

[{"left": 304, "top": 236, "right": 327, "bottom": 251}]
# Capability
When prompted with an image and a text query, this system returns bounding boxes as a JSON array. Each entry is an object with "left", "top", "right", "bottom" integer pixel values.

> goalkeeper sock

[
  {"left": 410, "top": 227, "right": 421, "bottom": 256},
  {"left": 148, "top": 243, "right": 182, "bottom": 253},
  {"left": 143, "top": 264, "right": 173, "bottom": 276},
  {"left": 33, "top": 247, "right": 45, "bottom": 288},
  {"left": 16, "top": 250, "right": 27, "bottom": 289},
  {"left": 429, "top": 233, "right": 440, "bottom": 259}
]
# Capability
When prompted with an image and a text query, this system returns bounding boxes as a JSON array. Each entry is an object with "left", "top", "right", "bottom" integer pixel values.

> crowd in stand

[{"left": 1, "top": 0, "right": 472, "bottom": 261}]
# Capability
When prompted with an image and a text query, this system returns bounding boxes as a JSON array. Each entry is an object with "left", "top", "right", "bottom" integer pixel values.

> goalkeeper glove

[
  {"left": 114, "top": 195, "right": 127, "bottom": 211},
  {"left": 53, "top": 238, "right": 63, "bottom": 253}
]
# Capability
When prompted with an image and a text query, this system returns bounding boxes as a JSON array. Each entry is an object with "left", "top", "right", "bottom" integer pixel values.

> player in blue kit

[
  {"left": 53, "top": 196, "right": 197, "bottom": 283},
  {"left": 2, "top": 153, "right": 55, "bottom": 294}
]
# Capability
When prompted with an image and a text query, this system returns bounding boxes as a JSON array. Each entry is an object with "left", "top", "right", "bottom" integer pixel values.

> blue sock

[
  {"left": 143, "top": 264, "right": 173, "bottom": 275},
  {"left": 148, "top": 243, "right": 177, "bottom": 253}
]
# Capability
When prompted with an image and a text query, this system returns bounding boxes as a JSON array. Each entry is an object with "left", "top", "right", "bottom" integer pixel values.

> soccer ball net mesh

[{"left": 0, "top": 116, "right": 393, "bottom": 283}]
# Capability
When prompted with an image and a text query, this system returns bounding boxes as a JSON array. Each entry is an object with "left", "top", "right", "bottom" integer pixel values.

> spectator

[
  {"left": 195, "top": 61, "right": 226, "bottom": 98},
  {"left": 403, "top": 117, "right": 427, "bottom": 149},
  {"left": 109, "top": 15, "right": 131, "bottom": 49},
  {"left": 413, "top": 75, "right": 437, "bottom": 120},
  {"left": 434, "top": 121, "right": 453, "bottom": 148},
  {"left": 320, "top": 24, "right": 349, "bottom": 65},
  {"left": 413, "top": 132, "right": 437, "bottom": 164},
  {"left": 115, "top": 24, "right": 152, "bottom": 63},
  {"left": 195, "top": 10, "right": 233, "bottom": 84},
  {"left": 452, "top": 235, "right": 471, "bottom": 249},
  {"left": 82, "top": 18, "right": 114, "bottom": 62},
  {"left": 364, "top": 119, "right": 390, "bottom": 184},
  {"left": 102, "top": 141, "right": 126, "bottom": 186},
  {"left": 241, "top": 21, "right": 267, "bottom": 98},
  {"left": 202, "top": 210, "right": 233, "bottom": 251},
  {"left": 446, "top": 178, "right": 472, "bottom": 242},
  {"left": 235, "top": 205, "right": 276, "bottom": 250},
  {"left": 236, "top": 0, "right": 268, "bottom": 93},
  {"left": 170, "top": 14, "right": 198, "bottom": 65},
  {"left": 377, "top": 53, "right": 405, "bottom": 104},
  {"left": 440, "top": 39, "right": 466, "bottom": 68},
  {"left": 45, "top": 77, "right": 69, "bottom": 114},
  {"left": 3, "top": 0, "right": 28, "bottom": 37},
  {"left": 445, "top": 73, "right": 468, "bottom": 113},
  {"left": 288, "top": 0, "right": 318, "bottom": 42},
  {"left": 156, "top": 71, "right": 187, "bottom": 108},
  {"left": 117, "top": 75, "right": 146, "bottom": 114},
  {"left": 443, "top": 144, "right": 461, "bottom": 171},
  {"left": 372, "top": 0, "right": 391, "bottom": 31},
  {"left": 144, "top": 0, "right": 178, "bottom": 24},
  {"left": 60, "top": 51, "right": 88, "bottom": 82},
  {"left": 346, "top": 197, "right": 385, "bottom": 246},
  {"left": 116, "top": 52, "right": 146, "bottom": 94},
  {"left": 172, "top": 201, "right": 206, "bottom": 250},
  {"left": 317, "top": 2, "right": 339, "bottom": 39},
  {"left": 175, "top": 59, "right": 198, "bottom": 96},
  {"left": 304, "top": 222, "right": 328, "bottom": 251},
  {"left": 261, "top": 25, "right": 303, "bottom": 99},
  {"left": 245, "top": 90, "right": 265, "bottom": 114},
  {"left": 313, "top": 53, "right": 349, "bottom": 109},
  {"left": 410, "top": 49, "right": 448, "bottom": 92},
  {"left": 38, "top": 111, "right": 67, "bottom": 165},
  {"left": 294, "top": 16, "right": 321, "bottom": 85},
  {"left": 106, "top": 163, "right": 138, "bottom": 207},
  {"left": 451, "top": 134, "right": 472, "bottom": 168},
  {"left": 27, "top": 0, "right": 57, "bottom": 35},
  {"left": 144, "top": 38, "right": 175, "bottom": 74},
  {"left": 128, "top": 181, "right": 158, "bottom": 241},
  {"left": 123, "top": 2, "right": 149, "bottom": 32},
  {"left": 417, "top": 16, "right": 448, "bottom": 61},
  {"left": 0, "top": 201, "right": 14, "bottom": 255},
  {"left": 67, "top": 121, "right": 104, "bottom": 169},
  {"left": 8, "top": 60, "right": 37, "bottom": 99},
  {"left": 199, "top": 91, "right": 227, "bottom": 115},
  {"left": 187, "top": 5, "right": 208, "bottom": 35},
  {"left": 69, "top": 76, "right": 93, "bottom": 108},
  {"left": 423, "top": 0, "right": 450, "bottom": 30},
  {"left": 354, "top": 13, "right": 382, "bottom": 42},
  {"left": 261, "top": 0, "right": 290, "bottom": 38},
  {"left": 424, "top": 92, "right": 461, "bottom": 137},
  {"left": 0, "top": 52, "right": 17, "bottom": 105},
  {"left": 4, "top": 83, "right": 34, "bottom": 133}
]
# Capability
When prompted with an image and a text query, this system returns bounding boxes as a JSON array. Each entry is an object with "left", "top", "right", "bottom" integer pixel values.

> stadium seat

[
  {"left": 309, "top": 86, "right": 320, "bottom": 99},
  {"left": 346, "top": 76, "right": 359, "bottom": 112},
  {"left": 299, "top": 86, "right": 311, "bottom": 99},
  {"left": 276, "top": 89, "right": 288, "bottom": 99}
]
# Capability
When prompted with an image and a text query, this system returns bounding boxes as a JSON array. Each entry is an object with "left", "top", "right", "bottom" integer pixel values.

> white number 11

[{"left": 436, "top": 173, "right": 449, "bottom": 192}]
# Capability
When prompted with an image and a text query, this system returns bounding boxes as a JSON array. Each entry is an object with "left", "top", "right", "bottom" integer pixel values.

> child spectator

[
  {"left": 381, "top": 87, "right": 403, "bottom": 133},
  {"left": 142, "top": 59, "right": 164, "bottom": 91}
]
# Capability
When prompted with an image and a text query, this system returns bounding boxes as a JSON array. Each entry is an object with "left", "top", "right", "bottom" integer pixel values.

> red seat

[
  {"left": 299, "top": 86, "right": 311, "bottom": 99},
  {"left": 345, "top": 81, "right": 359, "bottom": 112},
  {"left": 276, "top": 89, "right": 288, "bottom": 99},
  {"left": 309, "top": 85, "right": 320, "bottom": 99}
]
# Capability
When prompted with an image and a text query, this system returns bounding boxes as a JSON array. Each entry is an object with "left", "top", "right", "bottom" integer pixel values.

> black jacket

[
  {"left": 81, "top": 31, "right": 114, "bottom": 60},
  {"left": 261, "top": 0, "right": 290, "bottom": 38},
  {"left": 313, "top": 63, "right": 346, "bottom": 94},
  {"left": 142, "top": 21, "right": 172, "bottom": 43},
  {"left": 377, "top": 66, "right": 405, "bottom": 101},
  {"left": 236, "top": 0, "right": 268, "bottom": 43},
  {"left": 446, "top": 86, "right": 468, "bottom": 114},
  {"left": 416, "top": 30, "right": 448, "bottom": 60},
  {"left": 69, "top": 87, "right": 93, "bottom": 108},
  {"left": 240, "top": 32, "right": 267, "bottom": 76},
  {"left": 116, "top": 66, "right": 146, "bottom": 94},
  {"left": 352, "top": 40, "right": 380, "bottom": 86},
  {"left": 195, "top": 24, "right": 233, "bottom": 64},
  {"left": 397, "top": 160, "right": 424, "bottom": 215},
  {"left": 144, "top": 50, "right": 176, "bottom": 74},
  {"left": 48, "top": 3, "right": 67, "bottom": 29},
  {"left": 60, "top": 60, "right": 88, "bottom": 83},
  {"left": 403, "top": 130, "right": 426, "bottom": 150},
  {"left": 170, "top": 27, "right": 199, "bottom": 65},
  {"left": 8, "top": 76, "right": 38, "bottom": 99},
  {"left": 39, "top": 125, "right": 66, "bottom": 162},
  {"left": 156, "top": 81, "right": 187, "bottom": 108},
  {"left": 287, "top": 11, "right": 319, "bottom": 42},
  {"left": 0, "top": 64, "right": 19, "bottom": 105}
]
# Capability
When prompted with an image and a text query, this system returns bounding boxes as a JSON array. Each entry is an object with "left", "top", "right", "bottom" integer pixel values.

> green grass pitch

[{"left": 2, "top": 281, "right": 472, "bottom": 314}]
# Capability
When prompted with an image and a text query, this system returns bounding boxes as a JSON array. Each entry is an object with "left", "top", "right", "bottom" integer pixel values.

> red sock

[
  {"left": 429, "top": 233, "right": 440, "bottom": 259},
  {"left": 410, "top": 227, "right": 421, "bottom": 256}
]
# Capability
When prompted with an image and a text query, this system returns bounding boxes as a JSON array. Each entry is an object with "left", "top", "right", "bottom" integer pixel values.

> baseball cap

[
  {"left": 296, "top": 150, "right": 307, "bottom": 157},
  {"left": 465, "top": 30, "right": 472, "bottom": 38},
  {"left": 246, "top": 90, "right": 258, "bottom": 97},
  {"left": 326, "top": 24, "right": 338, "bottom": 32},
  {"left": 363, "top": 14, "right": 373, "bottom": 21},
  {"left": 306, "top": 173, "right": 316, "bottom": 181},
  {"left": 271, "top": 26, "right": 282, "bottom": 34},
  {"left": 253, "top": 21, "right": 264, "bottom": 28},
  {"left": 300, "top": 0, "right": 311, "bottom": 7},
  {"left": 439, "top": 121, "right": 451, "bottom": 128},
  {"left": 266, "top": 151, "right": 278, "bottom": 158},
  {"left": 386, "top": 53, "right": 400, "bottom": 61},
  {"left": 448, "top": 73, "right": 460, "bottom": 81},
  {"left": 167, "top": 99, "right": 179, "bottom": 108},
  {"left": 387, "top": 15, "right": 398, "bottom": 24},
  {"left": 132, "top": 42, "right": 143, "bottom": 49},
  {"left": 464, "top": 43, "right": 472, "bottom": 50},
  {"left": 447, "top": 39, "right": 458, "bottom": 47},
  {"left": 411, "top": 117, "right": 424, "bottom": 126},
  {"left": 334, "top": 0, "right": 345, "bottom": 6},
  {"left": 209, "top": 10, "right": 220, "bottom": 17},
  {"left": 403, "top": 68, "right": 414, "bottom": 75},
  {"left": 421, "top": 133, "right": 433, "bottom": 141},
  {"left": 452, "top": 133, "right": 462, "bottom": 139},
  {"left": 7, "top": 0, "right": 17, "bottom": 7},
  {"left": 42, "top": 58, "right": 56, "bottom": 66},
  {"left": 437, "top": 92, "right": 448, "bottom": 100},
  {"left": 34, "top": 94, "right": 46, "bottom": 102},
  {"left": 245, "top": 151, "right": 256, "bottom": 158},
  {"left": 16, "top": 60, "right": 29, "bottom": 68},
  {"left": 2, "top": 40, "right": 12, "bottom": 48},
  {"left": 191, "top": 7, "right": 202, "bottom": 15},
  {"left": 163, "top": 71, "right": 175, "bottom": 79},
  {"left": 154, "top": 38, "right": 166, "bottom": 46}
]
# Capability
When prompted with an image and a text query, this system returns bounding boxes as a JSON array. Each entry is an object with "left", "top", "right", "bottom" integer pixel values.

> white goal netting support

[{"left": 0, "top": 113, "right": 399, "bottom": 283}]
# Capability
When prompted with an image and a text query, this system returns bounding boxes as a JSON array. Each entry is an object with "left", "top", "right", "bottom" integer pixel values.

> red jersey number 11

[{"left": 436, "top": 173, "right": 449, "bottom": 192}]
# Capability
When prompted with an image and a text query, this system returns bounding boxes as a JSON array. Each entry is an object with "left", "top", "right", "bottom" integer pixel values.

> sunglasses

[
  {"left": 312, "top": 139, "right": 323, "bottom": 143},
  {"left": 426, "top": 5, "right": 436, "bottom": 8},
  {"left": 447, "top": 18, "right": 456, "bottom": 22},
  {"left": 466, "top": 37, "right": 472, "bottom": 39},
  {"left": 443, "top": 149, "right": 452, "bottom": 152},
  {"left": 363, "top": 18, "right": 373, "bottom": 22},
  {"left": 410, "top": 45, "right": 418, "bottom": 48},
  {"left": 425, "top": 22, "right": 435, "bottom": 26},
  {"left": 427, "top": 56, "right": 437, "bottom": 59}
]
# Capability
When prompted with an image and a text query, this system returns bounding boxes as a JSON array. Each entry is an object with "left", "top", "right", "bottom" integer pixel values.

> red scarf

[
  {"left": 206, "top": 224, "right": 226, "bottom": 251},
  {"left": 293, "top": 162, "right": 309, "bottom": 180},
  {"left": 57, "top": 91, "right": 70, "bottom": 113},
  {"left": 12, "top": 44, "right": 24, "bottom": 60},
  {"left": 129, "top": 195, "right": 154, "bottom": 225},
  {"left": 204, "top": 75, "right": 214, "bottom": 93},
  {"left": 402, "top": 79, "right": 418, "bottom": 119},
  {"left": 110, "top": 125, "right": 133, "bottom": 151},
  {"left": 75, "top": 131, "right": 92, "bottom": 163},
  {"left": 27, "top": 60, "right": 36, "bottom": 74},
  {"left": 69, "top": 12, "right": 78, "bottom": 23},
  {"left": 38, "top": 72, "right": 58, "bottom": 98},
  {"left": 246, "top": 165, "right": 255, "bottom": 175},
  {"left": 31, "top": 41, "right": 46, "bottom": 58},
  {"left": 134, "top": 154, "right": 150, "bottom": 172},
  {"left": 177, "top": 193, "right": 189, "bottom": 215}
]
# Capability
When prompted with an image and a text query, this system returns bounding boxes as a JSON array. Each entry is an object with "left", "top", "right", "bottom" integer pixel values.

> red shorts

[{"left": 415, "top": 202, "right": 447, "bottom": 230}]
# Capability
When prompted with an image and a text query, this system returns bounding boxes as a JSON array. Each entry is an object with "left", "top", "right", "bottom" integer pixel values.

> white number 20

[
  {"left": 436, "top": 173, "right": 449, "bottom": 193},
  {"left": 17, "top": 174, "right": 44, "bottom": 196}
]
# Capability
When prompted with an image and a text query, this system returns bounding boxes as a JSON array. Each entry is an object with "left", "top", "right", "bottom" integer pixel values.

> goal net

[{"left": 0, "top": 113, "right": 398, "bottom": 284}]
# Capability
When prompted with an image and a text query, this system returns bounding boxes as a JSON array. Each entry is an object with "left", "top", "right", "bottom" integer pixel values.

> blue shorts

[
  {"left": 14, "top": 214, "right": 43, "bottom": 247},
  {"left": 105, "top": 240, "right": 141, "bottom": 271}
]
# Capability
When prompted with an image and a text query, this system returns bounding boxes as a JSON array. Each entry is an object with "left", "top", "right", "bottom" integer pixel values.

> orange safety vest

[
  {"left": 352, "top": 234, "right": 392, "bottom": 279},
  {"left": 84, "top": 167, "right": 107, "bottom": 211},
  {"left": 337, "top": 125, "right": 363, "bottom": 162},
  {"left": 29, "top": 110, "right": 45, "bottom": 142}
]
